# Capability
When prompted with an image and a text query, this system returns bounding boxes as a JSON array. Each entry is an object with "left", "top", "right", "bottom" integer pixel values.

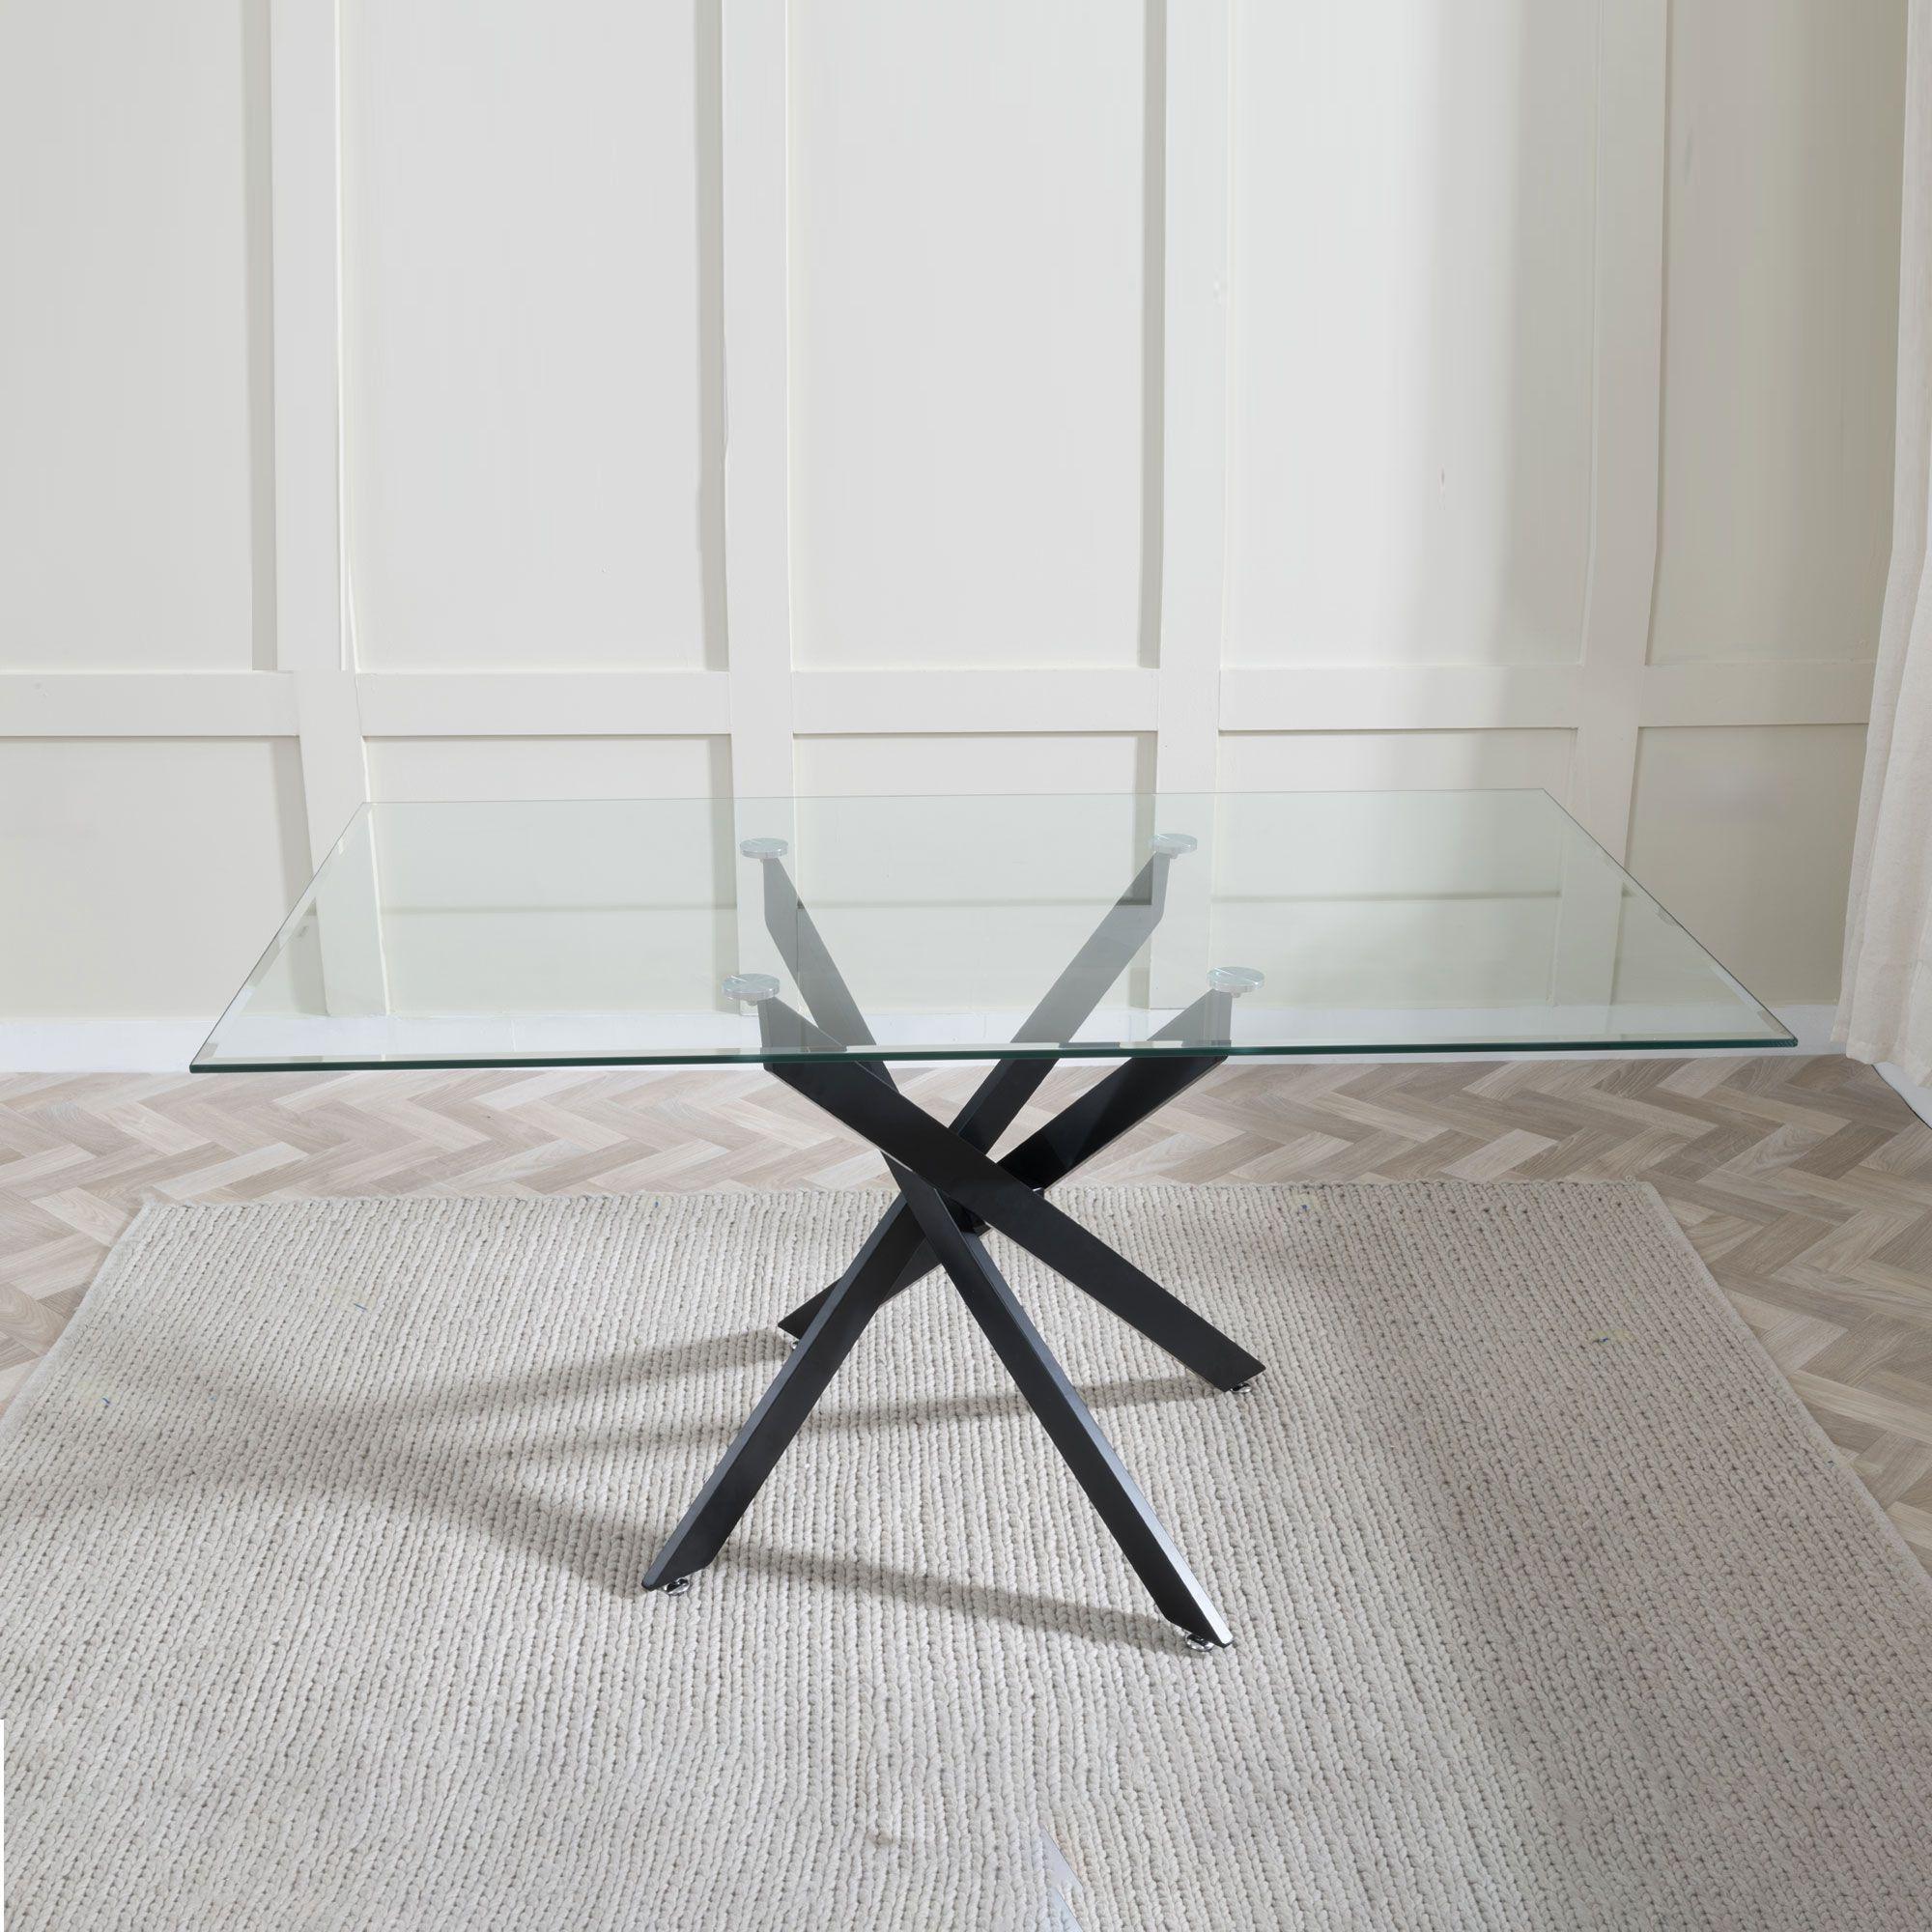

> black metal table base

[{"left": 640, "top": 836, "right": 1264, "bottom": 1650}]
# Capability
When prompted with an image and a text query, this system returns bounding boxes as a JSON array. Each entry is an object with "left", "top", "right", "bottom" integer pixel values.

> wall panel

[
  {"left": 1224, "top": 0, "right": 1598, "bottom": 667},
  {"left": 0, "top": 0, "right": 260, "bottom": 670},
  {"left": 0, "top": 741, "right": 307, "bottom": 1017},
  {"left": 1626, "top": 725, "right": 1866, "bottom": 1004},
  {"left": 794, "top": 734, "right": 1152, "bottom": 798},
  {"left": 367, "top": 736, "right": 728, "bottom": 802},
  {"left": 1217, "top": 729, "right": 1574, "bottom": 796},
  {"left": 1649, "top": 0, "right": 1906, "bottom": 665},
  {"left": 787, "top": 0, "right": 1150, "bottom": 670},
  {"left": 339, "top": 0, "right": 714, "bottom": 669}
]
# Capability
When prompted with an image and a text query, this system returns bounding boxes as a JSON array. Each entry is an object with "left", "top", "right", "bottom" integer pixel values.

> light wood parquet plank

[{"left": 2, "top": 1055, "right": 1929, "bottom": 1568}]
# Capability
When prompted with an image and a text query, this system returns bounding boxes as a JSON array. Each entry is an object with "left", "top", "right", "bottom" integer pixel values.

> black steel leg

[
  {"left": 779, "top": 1041, "right": 1236, "bottom": 1339},
  {"left": 642, "top": 1210, "right": 910, "bottom": 1590},
  {"left": 763, "top": 838, "right": 1181, "bottom": 1339},
  {"left": 775, "top": 1056, "right": 1053, "bottom": 1340},
  {"left": 649, "top": 832, "right": 1260, "bottom": 1637},
  {"left": 770, "top": 1045, "right": 1264, "bottom": 1392},
  {"left": 644, "top": 1071, "right": 1241, "bottom": 1644},
  {"left": 779, "top": 984, "right": 1232, "bottom": 1335},
  {"left": 896, "top": 1179, "right": 1233, "bottom": 1647}
]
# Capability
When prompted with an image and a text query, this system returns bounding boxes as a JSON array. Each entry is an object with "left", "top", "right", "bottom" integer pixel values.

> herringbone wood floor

[{"left": 4, "top": 1055, "right": 1930, "bottom": 1567}]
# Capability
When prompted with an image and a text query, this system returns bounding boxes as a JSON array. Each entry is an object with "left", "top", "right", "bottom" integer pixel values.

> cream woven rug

[{"left": 3, "top": 1185, "right": 1931, "bottom": 1931}]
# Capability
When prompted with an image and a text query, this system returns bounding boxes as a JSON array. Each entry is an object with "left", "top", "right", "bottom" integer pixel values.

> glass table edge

[
  {"left": 192, "top": 792, "right": 1797, "bottom": 1076},
  {"left": 191, "top": 805, "right": 371, "bottom": 1074},
  {"left": 189, "top": 1029, "right": 1798, "bottom": 1076}
]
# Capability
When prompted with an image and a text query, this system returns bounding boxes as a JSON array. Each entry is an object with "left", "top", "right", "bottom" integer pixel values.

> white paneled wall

[
  {"left": 1226, "top": 1, "right": 1599, "bottom": 669},
  {"left": 339, "top": 0, "right": 718, "bottom": 670},
  {"left": 0, "top": 740, "right": 307, "bottom": 1018},
  {"left": 1626, "top": 724, "right": 1870, "bottom": 1002},
  {"left": 0, "top": 0, "right": 266, "bottom": 673},
  {"left": 793, "top": 734, "right": 1154, "bottom": 799},
  {"left": 365, "top": 737, "right": 731, "bottom": 805},
  {"left": 789, "top": 0, "right": 1153, "bottom": 670},
  {"left": 0, "top": 0, "right": 1909, "bottom": 1032},
  {"left": 1217, "top": 731, "right": 1576, "bottom": 798},
  {"left": 1650, "top": 0, "right": 1905, "bottom": 668}
]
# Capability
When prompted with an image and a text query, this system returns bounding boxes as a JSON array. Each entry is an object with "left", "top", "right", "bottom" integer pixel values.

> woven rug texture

[{"left": 2, "top": 1183, "right": 1930, "bottom": 1930}]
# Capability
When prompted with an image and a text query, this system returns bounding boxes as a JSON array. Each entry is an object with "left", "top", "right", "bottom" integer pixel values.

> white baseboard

[
  {"left": 1878, "top": 1062, "right": 1932, "bottom": 1128},
  {"left": 0, "top": 1021, "right": 210, "bottom": 1073},
  {"left": 1235, "top": 1005, "right": 1839, "bottom": 1065},
  {"left": 1773, "top": 1005, "right": 1842, "bottom": 1055},
  {"left": 1, "top": 1007, "right": 1842, "bottom": 1075}
]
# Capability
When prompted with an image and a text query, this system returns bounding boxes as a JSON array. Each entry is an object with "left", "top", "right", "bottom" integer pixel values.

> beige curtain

[{"left": 1837, "top": 0, "right": 1932, "bottom": 1084}]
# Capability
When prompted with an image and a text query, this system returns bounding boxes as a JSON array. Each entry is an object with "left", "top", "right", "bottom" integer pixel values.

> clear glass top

[{"left": 193, "top": 791, "right": 1792, "bottom": 1071}]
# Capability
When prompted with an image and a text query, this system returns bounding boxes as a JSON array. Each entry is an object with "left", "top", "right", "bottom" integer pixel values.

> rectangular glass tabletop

[{"left": 193, "top": 790, "right": 1792, "bottom": 1071}]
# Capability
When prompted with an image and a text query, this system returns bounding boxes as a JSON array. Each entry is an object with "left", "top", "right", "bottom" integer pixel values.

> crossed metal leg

[{"left": 641, "top": 834, "right": 1264, "bottom": 1649}]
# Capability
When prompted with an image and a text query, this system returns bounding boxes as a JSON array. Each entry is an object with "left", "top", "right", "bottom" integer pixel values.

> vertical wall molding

[
  {"left": 270, "top": 0, "right": 366, "bottom": 863},
  {"left": 1570, "top": 0, "right": 1669, "bottom": 861},
  {"left": 1151, "top": 0, "right": 1232, "bottom": 800},
  {"left": 721, "top": 0, "right": 795, "bottom": 801}
]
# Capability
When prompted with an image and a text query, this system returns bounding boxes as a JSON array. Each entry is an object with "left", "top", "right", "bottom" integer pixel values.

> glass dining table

[{"left": 194, "top": 789, "right": 1792, "bottom": 1648}]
